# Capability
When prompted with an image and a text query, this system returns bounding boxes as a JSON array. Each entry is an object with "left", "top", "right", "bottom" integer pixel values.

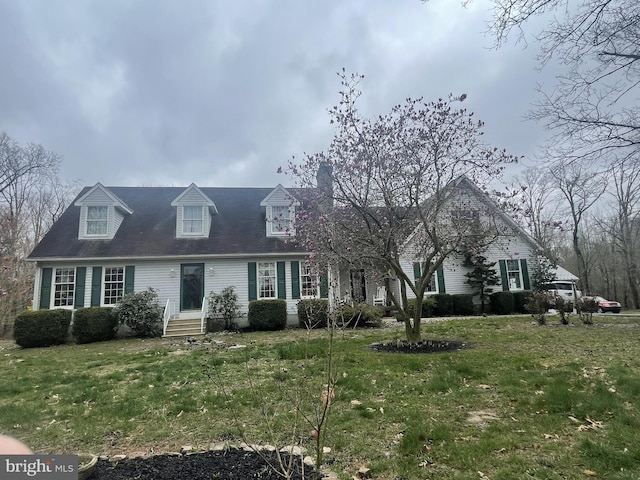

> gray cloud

[{"left": 0, "top": 0, "right": 554, "bottom": 189}]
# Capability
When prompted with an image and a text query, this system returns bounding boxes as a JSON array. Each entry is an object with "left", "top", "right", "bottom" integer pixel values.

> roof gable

[
  {"left": 170, "top": 183, "right": 218, "bottom": 214},
  {"left": 260, "top": 184, "right": 300, "bottom": 207},
  {"left": 74, "top": 182, "right": 133, "bottom": 214}
]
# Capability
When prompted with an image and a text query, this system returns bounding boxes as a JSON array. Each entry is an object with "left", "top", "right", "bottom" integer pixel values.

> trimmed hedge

[
  {"left": 340, "top": 303, "right": 383, "bottom": 328},
  {"left": 490, "top": 292, "right": 514, "bottom": 315},
  {"left": 431, "top": 294, "right": 453, "bottom": 316},
  {"left": 451, "top": 294, "right": 474, "bottom": 316},
  {"left": 405, "top": 297, "right": 436, "bottom": 319},
  {"left": 72, "top": 307, "right": 118, "bottom": 344},
  {"left": 14, "top": 309, "right": 72, "bottom": 348},
  {"left": 248, "top": 299, "right": 287, "bottom": 331},
  {"left": 297, "top": 299, "right": 329, "bottom": 329},
  {"left": 512, "top": 290, "right": 532, "bottom": 314}
]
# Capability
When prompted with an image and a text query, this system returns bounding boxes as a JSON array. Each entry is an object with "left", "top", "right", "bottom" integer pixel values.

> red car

[{"left": 583, "top": 296, "right": 622, "bottom": 313}]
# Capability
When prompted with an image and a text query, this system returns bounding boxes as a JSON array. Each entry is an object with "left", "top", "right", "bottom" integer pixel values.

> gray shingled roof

[{"left": 28, "top": 186, "right": 307, "bottom": 260}]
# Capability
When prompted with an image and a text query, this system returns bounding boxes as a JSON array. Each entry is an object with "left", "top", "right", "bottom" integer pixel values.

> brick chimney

[{"left": 316, "top": 161, "right": 333, "bottom": 210}]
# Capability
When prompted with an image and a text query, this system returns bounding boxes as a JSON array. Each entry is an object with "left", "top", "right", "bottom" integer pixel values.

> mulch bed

[
  {"left": 92, "top": 450, "right": 318, "bottom": 479},
  {"left": 369, "top": 339, "right": 471, "bottom": 353}
]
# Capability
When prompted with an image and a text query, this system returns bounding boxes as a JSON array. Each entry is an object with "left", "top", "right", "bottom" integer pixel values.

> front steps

[{"left": 163, "top": 313, "right": 203, "bottom": 337}]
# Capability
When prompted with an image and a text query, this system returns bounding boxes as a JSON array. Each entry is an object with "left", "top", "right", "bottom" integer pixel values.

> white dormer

[
  {"left": 260, "top": 184, "right": 300, "bottom": 237},
  {"left": 74, "top": 183, "right": 133, "bottom": 240},
  {"left": 171, "top": 183, "right": 217, "bottom": 238}
]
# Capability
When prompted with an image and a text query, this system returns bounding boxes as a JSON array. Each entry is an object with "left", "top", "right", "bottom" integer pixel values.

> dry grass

[{"left": 1, "top": 314, "right": 639, "bottom": 479}]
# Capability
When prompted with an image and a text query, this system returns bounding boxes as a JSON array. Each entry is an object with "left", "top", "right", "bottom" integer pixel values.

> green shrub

[
  {"left": 512, "top": 290, "right": 532, "bottom": 313},
  {"left": 451, "top": 294, "right": 474, "bottom": 316},
  {"left": 405, "top": 297, "right": 436, "bottom": 319},
  {"left": 72, "top": 307, "right": 118, "bottom": 344},
  {"left": 339, "top": 303, "right": 383, "bottom": 328},
  {"left": 297, "top": 299, "right": 329, "bottom": 329},
  {"left": 14, "top": 309, "right": 72, "bottom": 348},
  {"left": 248, "top": 299, "right": 287, "bottom": 331},
  {"left": 431, "top": 294, "right": 453, "bottom": 316},
  {"left": 115, "top": 288, "right": 162, "bottom": 338},
  {"left": 491, "top": 291, "right": 514, "bottom": 315},
  {"left": 208, "top": 286, "right": 243, "bottom": 331}
]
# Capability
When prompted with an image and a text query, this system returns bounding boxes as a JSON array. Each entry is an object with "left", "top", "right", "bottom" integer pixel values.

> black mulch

[
  {"left": 92, "top": 450, "right": 318, "bottom": 480},
  {"left": 369, "top": 339, "right": 471, "bottom": 353}
]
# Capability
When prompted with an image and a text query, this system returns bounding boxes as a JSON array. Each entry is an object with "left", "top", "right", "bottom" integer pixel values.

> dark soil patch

[
  {"left": 92, "top": 450, "right": 318, "bottom": 479},
  {"left": 369, "top": 339, "right": 471, "bottom": 353}
]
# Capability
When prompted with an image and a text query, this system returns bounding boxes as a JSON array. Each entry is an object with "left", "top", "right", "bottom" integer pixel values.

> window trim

[
  {"left": 300, "top": 263, "right": 319, "bottom": 298},
  {"left": 268, "top": 205, "right": 295, "bottom": 236},
  {"left": 182, "top": 205, "right": 205, "bottom": 236},
  {"left": 506, "top": 259, "right": 523, "bottom": 291},
  {"left": 53, "top": 267, "right": 75, "bottom": 308},
  {"left": 85, "top": 206, "right": 109, "bottom": 237},
  {"left": 103, "top": 266, "right": 125, "bottom": 305},
  {"left": 258, "top": 261, "right": 277, "bottom": 299}
]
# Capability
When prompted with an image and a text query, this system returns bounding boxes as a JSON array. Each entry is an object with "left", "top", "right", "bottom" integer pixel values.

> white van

[{"left": 543, "top": 281, "right": 582, "bottom": 307}]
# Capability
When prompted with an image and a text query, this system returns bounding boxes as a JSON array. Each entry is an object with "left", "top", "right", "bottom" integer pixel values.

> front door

[{"left": 181, "top": 263, "right": 204, "bottom": 311}]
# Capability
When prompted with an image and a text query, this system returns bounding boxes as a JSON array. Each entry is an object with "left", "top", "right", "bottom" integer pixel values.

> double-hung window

[
  {"left": 270, "top": 205, "right": 292, "bottom": 234},
  {"left": 104, "top": 267, "right": 124, "bottom": 305},
  {"left": 183, "top": 205, "right": 203, "bottom": 235},
  {"left": 301, "top": 264, "right": 318, "bottom": 297},
  {"left": 54, "top": 268, "right": 75, "bottom": 307},
  {"left": 506, "top": 259, "right": 523, "bottom": 290},
  {"left": 87, "top": 206, "right": 108, "bottom": 235},
  {"left": 258, "top": 262, "right": 277, "bottom": 299}
]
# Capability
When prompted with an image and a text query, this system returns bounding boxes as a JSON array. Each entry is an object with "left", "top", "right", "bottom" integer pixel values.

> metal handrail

[
  {"left": 163, "top": 299, "right": 176, "bottom": 336},
  {"left": 200, "top": 296, "right": 209, "bottom": 334}
]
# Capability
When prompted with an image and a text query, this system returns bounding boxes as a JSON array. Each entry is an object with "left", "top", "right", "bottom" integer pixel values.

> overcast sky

[{"left": 0, "top": 0, "right": 556, "bottom": 189}]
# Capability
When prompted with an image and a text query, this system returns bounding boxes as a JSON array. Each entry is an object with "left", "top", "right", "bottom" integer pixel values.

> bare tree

[
  {"left": 512, "top": 166, "right": 564, "bottom": 252},
  {"left": 486, "top": 0, "right": 640, "bottom": 165},
  {"left": 597, "top": 158, "right": 640, "bottom": 307},
  {"left": 0, "top": 133, "right": 72, "bottom": 337},
  {"left": 549, "top": 161, "right": 607, "bottom": 293},
  {"left": 0, "top": 132, "right": 60, "bottom": 195},
  {"left": 285, "top": 71, "right": 518, "bottom": 342}
]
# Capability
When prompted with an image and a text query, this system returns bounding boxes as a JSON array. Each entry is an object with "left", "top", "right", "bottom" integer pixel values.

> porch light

[{"left": 170, "top": 268, "right": 176, "bottom": 277}]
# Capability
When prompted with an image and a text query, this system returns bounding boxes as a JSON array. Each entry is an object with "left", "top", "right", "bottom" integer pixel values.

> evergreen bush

[
  {"left": 248, "top": 299, "right": 287, "bottom": 331},
  {"left": 115, "top": 288, "right": 162, "bottom": 338},
  {"left": 451, "top": 294, "right": 474, "bottom": 316},
  {"left": 431, "top": 294, "right": 453, "bottom": 316},
  {"left": 340, "top": 303, "right": 383, "bottom": 327},
  {"left": 512, "top": 290, "right": 532, "bottom": 313},
  {"left": 405, "top": 296, "right": 436, "bottom": 318},
  {"left": 490, "top": 292, "right": 514, "bottom": 315},
  {"left": 297, "top": 299, "right": 329, "bottom": 329},
  {"left": 14, "top": 309, "right": 72, "bottom": 348},
  {"left": 72, "top": 307, "right": 118, "bottom": 344}
]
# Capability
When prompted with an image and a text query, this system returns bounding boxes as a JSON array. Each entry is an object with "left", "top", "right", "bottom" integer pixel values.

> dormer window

[
  {"left": 171, "top": 184, "right": 217, "bottom": 239},
  {"left": 270, "top": 205, "right": 293, "bottom": 235},
  {"left": 75, "top": 183, "right": 133, "bottom": 240},
  {"left": 183, "top": 205, "right": 204, "bottom": 235},
  {"left": 87, "top": 206, "right": 108, "bottom": 235},
  {"left": 260, "top": 184, "right": 300, "bottom": 238}
]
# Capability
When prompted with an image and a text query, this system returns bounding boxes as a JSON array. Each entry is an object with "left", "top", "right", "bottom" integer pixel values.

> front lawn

[{"left": 1, "top": 315, "right": 639, "bottom": 479}]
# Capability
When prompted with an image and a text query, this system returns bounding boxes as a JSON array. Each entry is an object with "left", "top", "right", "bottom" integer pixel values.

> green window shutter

[
  {"left": 277, "top": 261, "right": 286, "bottom": 299},
  {"left": 437, "top": 265, "right": 446, "bottom": 294},
  {"left": 74, "top": 267, "right": 86, "bottom": 308},
  {"left": 520, "top": 259, "right": 530, "bottom": 290},
  {"left": 499, "top": 260, "right": 509, "bottom": 291},
  {"left": 291, "top": 261, "right": 300, "bottom": 299},
  {"left": 413, "top": 262, "right": 421, "bottom": 283},
  {"left": 248, "top": 262, "right": 257, "bottom": 301},
  {"left": 39, "top": 268, "right": 52, "bottom": 309},
  {"left": 319, "top": 270, "right": 329, "bottom": 298},
  {"left": 91, "top": 266, "right": 103, "bottom": 306},
  {"left": 124, "top": 266, "right": 135, "bottom": 294}
]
